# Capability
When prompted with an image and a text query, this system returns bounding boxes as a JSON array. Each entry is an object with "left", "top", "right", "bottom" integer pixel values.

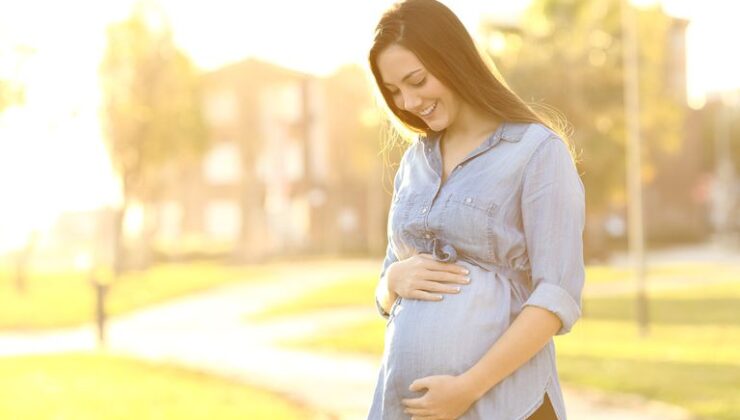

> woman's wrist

[
  {"left": 385, "top": 263, "right": 401, "bottom": 296},
  {"left": 459, "top": 368, "right": 492, "bottom": 401}
]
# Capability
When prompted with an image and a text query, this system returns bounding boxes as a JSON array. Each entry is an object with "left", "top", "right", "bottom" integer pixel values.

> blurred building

[
  {"left": 149, "top": 59, "right": 389, "bottom": 262},
  {"left": 16, "top": 208, "right": 118, "bottom": 272}
]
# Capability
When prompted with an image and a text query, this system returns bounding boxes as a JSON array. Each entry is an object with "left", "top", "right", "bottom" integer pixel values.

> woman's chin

[{"left": 424, "top": 118, "right": 447, "bottom": 132}]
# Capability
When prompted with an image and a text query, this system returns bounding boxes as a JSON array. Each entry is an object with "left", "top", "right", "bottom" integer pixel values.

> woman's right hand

[{"left": 386, "top": 253, "right": 470, "bottom": 301}]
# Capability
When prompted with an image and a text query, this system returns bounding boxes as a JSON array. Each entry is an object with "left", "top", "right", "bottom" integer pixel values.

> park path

[
  {"left": 585, "top": 242, "right": 740, "bottom": 297},
  {"left": 0, "top": 247, "right": 726, "bottom": 419}
]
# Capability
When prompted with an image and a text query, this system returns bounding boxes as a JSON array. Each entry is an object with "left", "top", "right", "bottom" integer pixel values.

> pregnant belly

[{"left": 383, "top": 263, "right": 513, "bottom": 398}]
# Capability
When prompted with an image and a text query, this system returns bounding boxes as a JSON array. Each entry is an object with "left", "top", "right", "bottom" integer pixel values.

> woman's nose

[{"left": 401, "top": 91, "right": 422, "bottom": 111}]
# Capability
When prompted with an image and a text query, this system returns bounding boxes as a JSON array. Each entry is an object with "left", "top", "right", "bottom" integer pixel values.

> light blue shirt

[{"left": 368, "top": 122, "right": 586, "bottom": 420}]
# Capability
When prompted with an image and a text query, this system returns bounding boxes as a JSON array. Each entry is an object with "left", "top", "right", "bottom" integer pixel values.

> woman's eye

[{"left": 412, "top": 78, "right": 426, "bottom": 87}]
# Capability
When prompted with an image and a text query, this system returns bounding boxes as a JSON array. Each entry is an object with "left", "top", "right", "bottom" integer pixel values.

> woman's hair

[{"left": 368, "top": 0, "right": 571, "bottom": 146}]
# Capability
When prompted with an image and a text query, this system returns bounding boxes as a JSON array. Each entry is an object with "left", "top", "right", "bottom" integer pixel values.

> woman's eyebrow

[{"left": 383, "top": 68, "right": 423, "bottom": 87}]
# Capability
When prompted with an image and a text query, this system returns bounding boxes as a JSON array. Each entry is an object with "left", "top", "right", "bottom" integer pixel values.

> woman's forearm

[{"left": 460, "top": 306, "right": 562, "bottom": 400}]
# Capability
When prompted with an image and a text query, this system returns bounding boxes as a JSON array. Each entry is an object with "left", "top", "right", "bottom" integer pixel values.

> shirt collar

[
  {"left": 420, "top": 121, "right": 530, "bottom": 163},
  {"left": 420, "top": 121, "right": 528, "bottom": 148}
]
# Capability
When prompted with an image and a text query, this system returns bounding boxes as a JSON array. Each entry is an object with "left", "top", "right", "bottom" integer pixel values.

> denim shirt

[{"left": 369, "top": 122, "right": 585, "bottom": 420}]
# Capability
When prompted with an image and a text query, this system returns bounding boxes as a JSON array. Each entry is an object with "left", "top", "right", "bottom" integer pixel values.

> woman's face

[{"left": 376, "top": 44, "right": 462, "bottom": 132}]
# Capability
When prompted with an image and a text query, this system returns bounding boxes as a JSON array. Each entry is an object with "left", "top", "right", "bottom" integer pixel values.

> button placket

[{"left": 421, "top": 135, "right": 448, "bottom": 248}]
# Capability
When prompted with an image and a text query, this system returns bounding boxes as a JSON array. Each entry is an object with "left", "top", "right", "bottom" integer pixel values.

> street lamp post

[
  {"left": 76, "top": 251, "right": 108, "bottom": 349},
  {"left": 621, "top": 0, "right": 649, "bottom": 336}
]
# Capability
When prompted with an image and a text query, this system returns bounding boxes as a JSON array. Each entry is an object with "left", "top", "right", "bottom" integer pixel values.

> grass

[
  {"left": 0, "top": 262, "right": 278, "bottom": 330},
  {"left": 246, "top": 272, "right": 378, "bottom": 321},
  {"left": 0, "top": 351, "right": 318, "bottom": 420},
  {"left": 272, "top": 277, "right": 740, "bottom": 420},
  {"left": 585, "top": 262, "right": 740, "bottom": 284},
  {"left": 247, "top": 263, "right": 740, "bottom": 322}
]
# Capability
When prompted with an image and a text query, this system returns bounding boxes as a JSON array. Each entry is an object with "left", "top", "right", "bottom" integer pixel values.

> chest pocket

[
  {"left": 449, "top": 194, "right": 498, "bottom": 215},
  {"left": 443, "top": 192, "right": 499, "bottom": 257}
]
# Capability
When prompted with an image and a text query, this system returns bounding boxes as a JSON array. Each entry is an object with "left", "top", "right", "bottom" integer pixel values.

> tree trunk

[
  {"left": 112, "top": 203, "right": 128, "bottom": 278},
  {"left": 139, "top": 200, "right": 160, "bottom": 269},
  {"left": 13, "top": 231, "right": 38, "bottom": 295}
]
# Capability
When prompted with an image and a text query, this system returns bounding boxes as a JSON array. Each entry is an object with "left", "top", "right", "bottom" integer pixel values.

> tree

[
  {"left": 100, "top": 0, "right": 207, "bottom": 274},
  {"left": 0, "top": 78, "right": 23, "bottom": 113},
  {"left": 0, "top": 44, "right": 32, "bottom": 113},
  {"left": 2, "top": 43, "right": 33, "bottom": 292},
  {"left": 483, "top": 0, "right": 688, "bottom": 255}
]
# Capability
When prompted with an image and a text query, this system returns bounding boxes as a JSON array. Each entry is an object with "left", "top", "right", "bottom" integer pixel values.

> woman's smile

[{"left": 418, "top": 100, "right": 437, "bottom": 117}]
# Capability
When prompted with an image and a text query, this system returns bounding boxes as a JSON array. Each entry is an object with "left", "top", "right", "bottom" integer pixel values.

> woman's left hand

[{"left": 402, "top": 374, "right": 478, "bottom": 420}]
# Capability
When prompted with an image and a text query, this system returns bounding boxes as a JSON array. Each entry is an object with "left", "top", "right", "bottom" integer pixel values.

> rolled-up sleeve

[
  {"left": 375, "top": 242, "right": 399, "bottom": 319},
  {"left": 374, "top": 147, "right": 410, "bottom": 319},
  {"left": 521, "top": 137, "right": 585, "bottom": 335}
]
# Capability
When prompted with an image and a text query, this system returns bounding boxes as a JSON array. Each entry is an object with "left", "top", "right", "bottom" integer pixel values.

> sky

[{"left": 0, "top": 0, "right": 739, "bottom": 251}]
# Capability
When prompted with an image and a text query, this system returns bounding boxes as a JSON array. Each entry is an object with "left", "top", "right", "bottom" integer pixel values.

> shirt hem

[{"left": 514, "top": 374, "right": 563, "bottom": 420}]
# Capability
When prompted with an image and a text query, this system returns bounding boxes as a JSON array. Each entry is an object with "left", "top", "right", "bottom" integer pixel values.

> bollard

[{"left": 91, "top": 276, "right": 108, "bottom": 348}]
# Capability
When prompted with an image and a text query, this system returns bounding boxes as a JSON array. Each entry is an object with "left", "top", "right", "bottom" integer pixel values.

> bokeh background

[{"left": 0, "top": 0, "right": 738, "bottom": 419}]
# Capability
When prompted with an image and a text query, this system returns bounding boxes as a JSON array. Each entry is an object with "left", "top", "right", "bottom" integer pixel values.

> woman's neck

[{"left": 444, "top": 103, "right": 501, "bottom": 147}]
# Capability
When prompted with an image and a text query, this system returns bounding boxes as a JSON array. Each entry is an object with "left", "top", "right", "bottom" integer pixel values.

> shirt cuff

[
  {"left": 523, "top": 282, "right": 581, "bottom": 335},
  {"left": 375, "top": 296, "right": 390, "bottom": 319}
]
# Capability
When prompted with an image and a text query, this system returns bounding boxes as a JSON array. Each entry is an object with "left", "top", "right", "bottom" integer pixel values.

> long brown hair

[{"left": 368, "top": 0, "right": 571, "bottom": 145}]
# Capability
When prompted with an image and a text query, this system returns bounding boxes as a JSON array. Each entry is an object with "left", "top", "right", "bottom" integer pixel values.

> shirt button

[
  {"left": 465, "top": 197, "right": 473, "bottom": 204},
  {"left": 421, "top": 207, "right": 428, "bottom": 213}
]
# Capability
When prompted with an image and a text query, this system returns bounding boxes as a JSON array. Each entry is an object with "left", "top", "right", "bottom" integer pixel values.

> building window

[
  {"left": 157, "top": 201, "right": 183, "bottom": 241},
  {"left": 275, "top": 82, "right": 302, "bottom": 124},
  {"left": 204, "top": 200, "right": 241, "bottom": 241},
  {"left": 203, "top": 142, "right": 241, "bottom": 185},
  {"left": 204, "top": 90, "right": 238, "bottom": 126}
]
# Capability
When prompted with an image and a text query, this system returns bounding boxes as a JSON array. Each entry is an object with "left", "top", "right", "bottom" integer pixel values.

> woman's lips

[{"left": 419, "top": 101, "right": 437, "bottom": 117}]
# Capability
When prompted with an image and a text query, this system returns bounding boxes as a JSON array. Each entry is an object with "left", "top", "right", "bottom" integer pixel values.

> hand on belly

[
  {"left": 386, "top": 253, "right": 471, "bottom": 301},
  {"left": 385, "top": 267, "right": 511, "bottom": 401}
]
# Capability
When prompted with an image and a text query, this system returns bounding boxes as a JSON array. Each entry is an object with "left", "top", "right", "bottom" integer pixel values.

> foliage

[
  {"left": 99, "top": 1, "right": 207, "bottom": 272},
  {"left": 0, "top": 79, "right": 23, "bottom": 113},
  {"left": 489, "top": 0, "right": 687, "bottom": 214},
  {"left": 0, "top": 45, "right": 31, "bottom": 113},
  {"left": 100, "top": 2, "right": 207, "bottom": 200}
]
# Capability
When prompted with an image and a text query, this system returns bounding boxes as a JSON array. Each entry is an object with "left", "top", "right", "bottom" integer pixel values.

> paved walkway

[
  {"left": 0, "top": 252, "right": 717, "bottom": 419},
  {"left": 606, "top": 241, "right": 740, "bottom": 267},
  {"left": 585, "top": 242, "right": 740, "bottom": 297}
]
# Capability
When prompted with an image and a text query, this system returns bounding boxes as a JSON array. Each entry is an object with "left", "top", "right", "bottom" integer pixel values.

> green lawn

[
  {"left": 586, "top": 262, "right": 740, "bottom": 284},
  {"left": 247, "top": 263, "right": 740, "bottom": 322},
  {"left": 273, "top": 277, "right": 740, "bottom": 420},
  {"left": 0, "top": 352, "right": 318, "bottom": 420},
  {"left": 246, "top": 272, "right": 379, "bottom": 321},
  {"left": 0, "top": 262, "right": 277, "bottom": 330}
]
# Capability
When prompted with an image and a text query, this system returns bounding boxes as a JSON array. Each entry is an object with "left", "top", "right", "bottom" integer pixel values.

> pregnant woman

[{"left": 367, "top": 1, "right": 585, "bottom": 419}]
